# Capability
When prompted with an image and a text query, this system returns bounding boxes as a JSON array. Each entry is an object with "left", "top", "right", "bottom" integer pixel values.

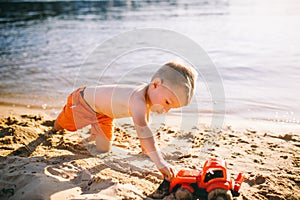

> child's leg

[
  {"left": 91, "top": 123, "right": 112, "bottom": 153},
  {"left": 95, "top": 135, "right": 111, "bottom": 153}
]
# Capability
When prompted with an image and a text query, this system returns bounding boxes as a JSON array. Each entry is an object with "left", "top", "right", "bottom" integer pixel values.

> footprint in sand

[
  {"left": 44, "top": 163, "right": 92, "bottom": 185},
  {"left": 44, "top": 165, "right": 77, "bottom": 181},
  {"left": 45, "top": 166, "right": 72, "bottom": 181}
]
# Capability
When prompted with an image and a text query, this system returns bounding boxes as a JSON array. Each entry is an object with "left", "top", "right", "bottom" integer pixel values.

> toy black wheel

[
  {"left": 207, "top": 189, "right": 233, "bottom": 200},
  {"left": 175, "top": 188, "right": 193, "bottom": 200}
]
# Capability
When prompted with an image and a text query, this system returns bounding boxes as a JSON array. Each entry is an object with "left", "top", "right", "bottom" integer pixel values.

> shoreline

[
  {"left": 1, "top": 92, "right": 300, "bottom": 135},
  {"left": 1, "top": 104, "right": 299, "bottom": 134}
]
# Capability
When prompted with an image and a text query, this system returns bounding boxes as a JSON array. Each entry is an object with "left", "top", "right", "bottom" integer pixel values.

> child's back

[{"left": 83, "top": 84, "right": 147, "bottom": 119}]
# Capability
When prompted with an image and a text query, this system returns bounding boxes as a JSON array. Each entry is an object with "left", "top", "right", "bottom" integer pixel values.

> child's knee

[
  {"left": 96, "top": 145, "right": 111, "bottom": 153},
  {"left": 95, "top": 136, "right": 111, "bottom": 153}
]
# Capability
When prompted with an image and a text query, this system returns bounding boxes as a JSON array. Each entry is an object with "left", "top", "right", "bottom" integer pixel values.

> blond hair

[{"left": 151, "top": 62, "right": 198, "bottom": 106}]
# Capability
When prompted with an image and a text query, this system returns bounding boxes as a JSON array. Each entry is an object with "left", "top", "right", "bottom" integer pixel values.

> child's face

[{"left": 148, "top": 81, "right": 181, "bottom": 114}]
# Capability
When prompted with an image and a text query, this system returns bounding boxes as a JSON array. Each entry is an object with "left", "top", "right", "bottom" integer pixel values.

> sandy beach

[
  {"left": 0, "top": 106, "right": 299, "bottom": 200},
  {"left": 1, "top": 0, "right": 300, "bottom": 199}
]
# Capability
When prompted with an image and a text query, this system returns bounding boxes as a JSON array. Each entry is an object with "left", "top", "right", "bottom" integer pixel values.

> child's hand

[{"left": 159, "top": 165, "right": 175, "bottom": 181}]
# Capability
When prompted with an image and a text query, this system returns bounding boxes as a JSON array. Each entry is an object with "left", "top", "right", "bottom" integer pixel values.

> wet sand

[{"left": 0, "top": 106, "right": 299, "bottom": 200}]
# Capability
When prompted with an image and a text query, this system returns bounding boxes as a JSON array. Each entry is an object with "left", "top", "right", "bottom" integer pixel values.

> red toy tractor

[{"left": 169, "top": 158, "right": 244, "bottom": 200}]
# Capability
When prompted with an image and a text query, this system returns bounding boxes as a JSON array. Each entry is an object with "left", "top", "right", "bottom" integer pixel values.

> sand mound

[{"left": 0, "top": 114, "right": 300, "bottom": 200}]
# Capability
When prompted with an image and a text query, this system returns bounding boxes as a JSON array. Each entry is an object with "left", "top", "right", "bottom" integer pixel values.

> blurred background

[{"left": 0, "top": 0, "right": 300, "bottom": 128}]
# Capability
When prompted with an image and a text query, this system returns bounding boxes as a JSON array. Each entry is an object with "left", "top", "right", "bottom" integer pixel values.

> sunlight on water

[{"left": 0, "top": 0, "right": 299, "bottom": 128}]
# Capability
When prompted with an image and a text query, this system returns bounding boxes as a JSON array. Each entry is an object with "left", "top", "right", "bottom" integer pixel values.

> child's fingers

[
  {"left": 168, "top": 167, "right": 175, "bottom": 181},
  {"left": 164, "top": 172, "right": 172, "bottom": 181},
  {"left": 161, "top": 151, "right": 167, "bottom": 158},
  {"left": 160, "top": 167, "right": 174, "bottom": 181},
  {"left": 170, "top": 167, "right": 175, "bottom": 178}
]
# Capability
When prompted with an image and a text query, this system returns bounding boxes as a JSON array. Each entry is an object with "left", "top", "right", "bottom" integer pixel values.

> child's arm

[
  {"left": 131, "top": 106, "right": 174, "bottom": 180},
  {"left": 136, "top": 124, "right": 174, "bottom": 180}
]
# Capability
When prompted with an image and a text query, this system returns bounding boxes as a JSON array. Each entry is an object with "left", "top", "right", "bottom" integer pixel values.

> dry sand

[{"left": 0, "top": 106, "right": 299, "bottom": 200}]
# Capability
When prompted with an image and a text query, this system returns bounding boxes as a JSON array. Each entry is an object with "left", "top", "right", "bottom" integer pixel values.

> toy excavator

[{"left": 162, "top": 158, "right": 244, "bottom": 200}]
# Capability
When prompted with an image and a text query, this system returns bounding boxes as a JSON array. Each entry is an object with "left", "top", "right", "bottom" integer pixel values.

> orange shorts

[{"left": 56, "top": 87, "right": 114, "bottom": 140}]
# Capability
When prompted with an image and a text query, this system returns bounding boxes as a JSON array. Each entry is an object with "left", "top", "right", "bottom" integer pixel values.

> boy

[{"left": 53, "top": 62, "right": 198, "bottom": 181}]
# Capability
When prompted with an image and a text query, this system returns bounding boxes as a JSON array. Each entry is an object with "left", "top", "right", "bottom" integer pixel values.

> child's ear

[{"left": 151, "top": 78, "right": 162, "bottom": 89}]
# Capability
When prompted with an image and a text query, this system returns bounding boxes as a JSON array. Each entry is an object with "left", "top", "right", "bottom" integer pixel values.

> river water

[{"left": 1, "top": 0, "right": 300, "bottom": 129}]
